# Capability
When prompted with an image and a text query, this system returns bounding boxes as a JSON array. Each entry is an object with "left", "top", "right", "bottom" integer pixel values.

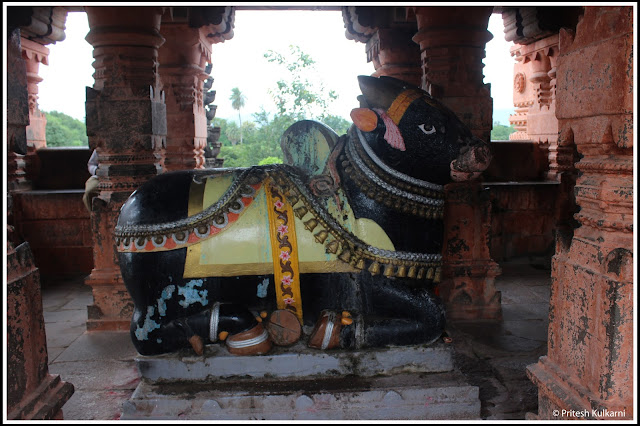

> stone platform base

[{"left": 122, "top": 342, "right": 480, "bottom": 420}]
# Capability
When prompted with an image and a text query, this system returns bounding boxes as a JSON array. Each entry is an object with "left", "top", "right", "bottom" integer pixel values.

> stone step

[
  {"left": 136, "top": 341, "right": 455, "bottom": 382},
  {"left": 122, "top": 371, "right": 480, "bottom": 420}
]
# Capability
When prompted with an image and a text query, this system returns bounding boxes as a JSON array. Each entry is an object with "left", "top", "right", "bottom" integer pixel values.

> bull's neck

[{"left": 341, "top": 128, "right": 445, "bottom": 220}]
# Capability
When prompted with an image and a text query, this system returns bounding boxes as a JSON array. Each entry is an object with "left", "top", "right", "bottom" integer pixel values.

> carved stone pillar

[
  {"left": 507, "top": 36, "right": 565, "bottom": 181},
  {"left": 7, "top": 243, "right": 75, "bottom": 419},
  {"left": 83, "top": 6, "right": 167, "bottom": 330},
  {"left": 343, "top": 6, "right": 422, "bottom": 86},
  {"left": 158, "top": 6, "right": 234, "bottom": 172},
  {"left": 7, "top": 26, "right": 30, "bottom": 193},
  {"left": 411, "top": 6, "right": 494, "bottom": 143},
  {"left": 410, "top": 6, "right": 500, "bottom": 321},
  {"left": 526, "top": 7, "right": 634, "bottom": 420},
  {"left": 158, "top": 19, "right": 208, "bottom": 171},
  {"left": 366, "top": 28, "right": 422, "bottom": 88},
  {"left": 6, "top": 10, "right": 74, "bottom": 418},
  {"left": 508, "top": 44, "right": 534, "bottom": 141},
  {"left": 21, "top": 38, "right": 49, "bottom": 149},
  {"left": 439, "top": 182, "right": 502, "bottom": 320}
]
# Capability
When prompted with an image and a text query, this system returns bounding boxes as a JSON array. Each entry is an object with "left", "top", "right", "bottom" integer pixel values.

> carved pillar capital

[
  {"left": 366, "top": 27, "right": 422, "bottom": 87},
  {"left": 410, "top": 6, "right": 493, "bottom": 143},
  {"left": 85, "top": 6, "right": 165, "bottom": 97},
  {"left": 343, "top": 6, "right": 422, "bottom": 86},
  {"left": 159, "top": 14, "right": 215, "bottom": 171}
]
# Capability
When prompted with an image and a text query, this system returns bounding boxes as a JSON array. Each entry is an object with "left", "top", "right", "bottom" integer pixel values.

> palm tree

[{"left": 229, "top": 87, "right": 246, "bottom": 144}]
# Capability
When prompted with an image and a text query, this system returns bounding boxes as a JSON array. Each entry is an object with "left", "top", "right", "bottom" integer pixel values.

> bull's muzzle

[{"left": 450, "top": 136, "right": 492, "bottom": 182}]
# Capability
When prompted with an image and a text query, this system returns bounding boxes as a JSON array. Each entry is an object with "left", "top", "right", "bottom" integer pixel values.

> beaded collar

[{"left": 339, "top": 128, "right": 445, "bottom": 220}]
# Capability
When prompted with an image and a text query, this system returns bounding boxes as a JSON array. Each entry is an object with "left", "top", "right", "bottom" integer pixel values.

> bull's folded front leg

[
  {"left": 308, "top": 277, "right": 445, "bottom": 350},
  {"left": 131, "top": 302, "right": 272, "bottom": 356}
]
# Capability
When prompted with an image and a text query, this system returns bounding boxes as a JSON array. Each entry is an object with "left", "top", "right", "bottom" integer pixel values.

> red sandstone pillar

[
  {"left": 367, "top": 28, "right": 422, "bottom": 88},
  {"left": 83, "top": 6, "right": 167, "bottom": 330},
  {"left": 6, "top": 13, "right": 74, "bottom": 418},
  {"left": 21, "top": 38, "right": 49, "bottom": 151},
  {"left": 7, "top": 27, "right": 31, "bottom": 192},
  {"left": 343, "top": 6, "right": 422, "bottom": 87},
  {"left": 411, "top": 6, "right": 494, "bottom": 143},
  {"left": 158, "top": 16, "right": 210, "bottom": 171},
  {"left": 410, "top": 6, "right": 501, "bottom": 320},
  {"left": 526, "top": 7, "right": 634, "bottom": 420},
  {"left": 7, "top": 242, "right": 75, "bottom": 419}
]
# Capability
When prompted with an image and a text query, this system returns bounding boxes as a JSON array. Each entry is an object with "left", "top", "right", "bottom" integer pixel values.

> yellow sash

[{"left": 264, "top": 180, "right": 303, "bottom": 323}]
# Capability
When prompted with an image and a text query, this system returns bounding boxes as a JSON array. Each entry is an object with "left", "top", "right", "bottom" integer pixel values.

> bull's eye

[{"left": 418, "top": 124, "right": 436, "bottom": 135}]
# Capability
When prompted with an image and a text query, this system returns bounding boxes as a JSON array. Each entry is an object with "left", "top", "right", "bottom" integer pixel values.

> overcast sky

[{"left": 37, "top": 9, "right": 515, "bottom": 124}]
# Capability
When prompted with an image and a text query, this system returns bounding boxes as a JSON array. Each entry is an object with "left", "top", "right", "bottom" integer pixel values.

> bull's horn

[{"left": 357, "top": 75, "right": 405, "bottom": 110}]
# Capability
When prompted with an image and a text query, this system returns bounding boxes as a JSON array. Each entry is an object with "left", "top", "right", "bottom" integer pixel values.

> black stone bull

[{"left": 115, "top": 76, "right": 491, "bottom": 356}]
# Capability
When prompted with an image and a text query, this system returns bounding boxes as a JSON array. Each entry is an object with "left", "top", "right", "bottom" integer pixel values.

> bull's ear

[{"left": 350, "top": 108, "right": 378, "bottom": 132}]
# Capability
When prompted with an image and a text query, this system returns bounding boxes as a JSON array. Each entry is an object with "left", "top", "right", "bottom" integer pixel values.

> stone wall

[{"left": 13, "top": 148, "right": 94, "bottom": 280}]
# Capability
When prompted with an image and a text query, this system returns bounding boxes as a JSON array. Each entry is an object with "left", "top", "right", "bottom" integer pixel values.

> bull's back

[{"left": 117, "top": 170, "right": 195, "bottom": 228}]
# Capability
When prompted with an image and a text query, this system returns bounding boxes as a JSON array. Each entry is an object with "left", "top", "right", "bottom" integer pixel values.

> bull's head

[{"left": 350, "top": 76, "right": 491, "bottom": 186}]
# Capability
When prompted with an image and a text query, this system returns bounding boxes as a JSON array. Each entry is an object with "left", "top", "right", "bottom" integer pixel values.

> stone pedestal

[{"left": 122, "top": 342, "right": 480, "bottom": 420}]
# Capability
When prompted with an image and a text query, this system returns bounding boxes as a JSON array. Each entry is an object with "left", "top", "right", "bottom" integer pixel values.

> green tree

[
  {"left": 320, "top": 114, "right": 351, "bottom": 135},
  {"left": 264, "top": 45, "right": 338, "bottom": 121},
  {"left": 220, "top": 47, "right": 348, "bottom": 168},
  {"left": 229, "top": 87, "right": 246, "bottom": 144},
  {"left": 44, "top": 110, "right": 88, "bottom": 147},
  {"left": 491, "top": 122, "right": 516, "bottom": 141}
]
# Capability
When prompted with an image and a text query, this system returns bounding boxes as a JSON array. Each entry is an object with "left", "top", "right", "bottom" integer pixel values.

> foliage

[
  {"left": 44, "top": 110, "right": 88, "bottom": 147},
  {"left": 217, "top": 46, "right": 352, "bottom": 168},
  {"left": 229, "top": 87, "right": 246, "bottom": 144},
  {"left": 491, "top": 122, "right": 516, "bottom": 141},
  {"left": 264, "top": 45, "right": 338, "bottom": 121},
  {"left": 258, "top": 156, "right": 283, "bottom": 165}
]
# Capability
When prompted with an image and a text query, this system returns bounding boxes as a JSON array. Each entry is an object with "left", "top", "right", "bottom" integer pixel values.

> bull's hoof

[
  {"left": 308, "top": 310, "right": 351, "bottom": 350},
  {"left": 226, "top": 323, "right": 272, "bottom": 356},
  {"left": 266, "top": 309, "right": 302, "bottom": 346}
]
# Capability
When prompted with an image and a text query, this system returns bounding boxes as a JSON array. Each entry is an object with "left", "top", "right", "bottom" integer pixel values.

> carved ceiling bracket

[{"left": 501, "top": 6, "right": 582, "bottom": 45}]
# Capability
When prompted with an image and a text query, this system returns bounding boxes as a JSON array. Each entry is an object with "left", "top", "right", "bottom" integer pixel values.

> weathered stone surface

[
  {"left": 526, "top": 6, "right": 634, "bottom": 421},
  {"left": 7, "top": 242, "right": 74, "bottom": 419},
  {"left": 137, "top": 341, "right": 454, "bottom": 382},
  {"left": 123, "top": 372, "right": 479, "bottom": 420}
]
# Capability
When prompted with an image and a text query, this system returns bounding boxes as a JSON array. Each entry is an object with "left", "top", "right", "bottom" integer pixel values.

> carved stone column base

[
  {"left": 528, "top": 356, "right": 633, "bottom": 420},
  {"left": 85, "top": 269, "right": 132, "bottom": 331},
  {"left": 7, "top": 242, "right": 74, "bottom": 419},
  {"left": 85, "top": 202, "right": 133, "bottom": 331},
  {"left": 441, "top": 260, "right": 502, "bottom": 321},
  {"left": 440, "top": 182, "right": 502, "bottom": 321}
]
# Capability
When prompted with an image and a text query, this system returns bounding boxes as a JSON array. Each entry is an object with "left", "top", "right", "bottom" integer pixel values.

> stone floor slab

[{"left": 54, "top": 331, "right": 137, "bottom": 363}]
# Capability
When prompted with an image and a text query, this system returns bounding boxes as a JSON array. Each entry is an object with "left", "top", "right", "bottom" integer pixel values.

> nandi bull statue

[{"left": 114, "top": 76, "right": 491, "bottom": 356}]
